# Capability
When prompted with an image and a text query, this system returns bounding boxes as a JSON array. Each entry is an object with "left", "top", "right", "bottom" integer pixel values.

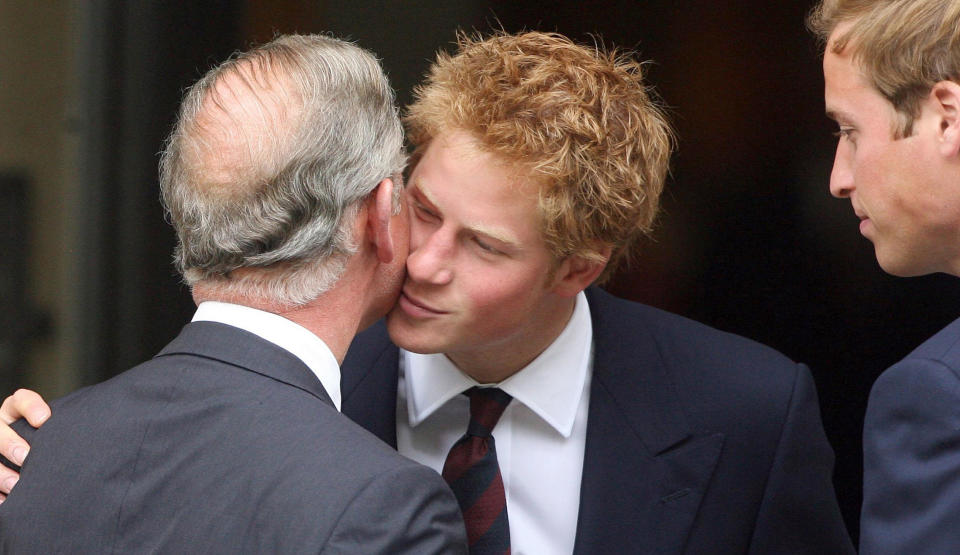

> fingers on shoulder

[{"left": 0, "top": 389, "right": 50, "bottom": 426}]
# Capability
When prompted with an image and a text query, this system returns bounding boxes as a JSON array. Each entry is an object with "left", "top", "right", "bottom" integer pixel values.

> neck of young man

[{"left": 444, "top": 296, "right": 577, "bottom": 384}]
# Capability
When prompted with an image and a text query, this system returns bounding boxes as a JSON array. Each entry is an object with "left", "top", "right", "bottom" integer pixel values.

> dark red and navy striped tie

[{"left": 442, "top": 387, "right": 513, "bottom": 554}]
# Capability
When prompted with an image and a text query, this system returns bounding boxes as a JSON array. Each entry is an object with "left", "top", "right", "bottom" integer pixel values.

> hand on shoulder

[{"left": 0, "top": 389, "right": 50, "bottom": 499}]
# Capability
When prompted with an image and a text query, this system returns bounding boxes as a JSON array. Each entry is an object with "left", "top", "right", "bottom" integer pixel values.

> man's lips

[
  {"left": 854, "top": 210, "right": 872, "bottom": 235},
  {"left": 398, "top": 290, "right": 447, "bottom": 317},
  {"left": 850, "top": 203, "right": 869, "bottom": 226}
]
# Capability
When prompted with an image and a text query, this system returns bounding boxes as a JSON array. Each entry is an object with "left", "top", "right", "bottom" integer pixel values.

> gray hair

[{"left": 159, "top": 34, "right": 406, "bottom": 306}]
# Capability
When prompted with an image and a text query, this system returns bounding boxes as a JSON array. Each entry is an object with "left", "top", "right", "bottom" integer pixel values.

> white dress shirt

[
  {"left": 397, "top": 292, "right": 593, "bottom": 555},
  {"left": 191, "top": 301, "right": 342, "bottom": 411}
]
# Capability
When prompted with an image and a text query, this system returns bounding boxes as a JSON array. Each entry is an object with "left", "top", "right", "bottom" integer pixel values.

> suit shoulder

[
  {"left": 344, "top": 320, "right": 395, "bottom": 367},
  {"left": 272, "top": 408, "right": 449, "bottom": 521},
  {"left": 326, "top": 460, "right": 467, "bottom": 553},
  {"left": 587, "top": 288, "right": 805, "bottom": 430},
  {"left": 589, "top": 287, "right": 799, "bottom": 379},
  {"left": 262, "top": 392, "right": 428, "bottom": 493},
  {"left": 867, "top": 352, "right": 960, "bottom": 422},
  {"left": 861, "top": 322, "right": 960, "bottom": 554},
  {"left": 895, "top": 317, "right": 960, "bottom": 376},
  {"left": 867, "top": 320, "right": 960, "bottom": 414}
]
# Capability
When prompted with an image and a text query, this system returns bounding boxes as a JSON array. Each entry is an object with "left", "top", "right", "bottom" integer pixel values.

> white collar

[
  {"left": 403, "top": 291, "right": 592, "bottom": 437},
  {"left": 191, "top": 301, "right": 342, "bottom": 410}
]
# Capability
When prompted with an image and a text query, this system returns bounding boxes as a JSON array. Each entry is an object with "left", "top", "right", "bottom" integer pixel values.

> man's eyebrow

[
  {"left": 825, "top": 108, "right": 852, "bottom": 123},
  {"left": 469, "top": 223, "right": 523, "bottom": 250},
  {"left": 414, "top": 178, "right": 524, "bottom": 250},
  {"left": 410, "top": 178, "right": 439, "bottom": 208}
]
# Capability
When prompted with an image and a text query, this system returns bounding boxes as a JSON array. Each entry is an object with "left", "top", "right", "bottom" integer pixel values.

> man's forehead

[{"left": 823, "top": 42, "right": 867, "bottom": 116}]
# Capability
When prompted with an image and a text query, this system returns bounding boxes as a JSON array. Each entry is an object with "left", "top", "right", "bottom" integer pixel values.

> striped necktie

[{"left": 441, "top": 387, "right": 513, "bottom": 554}]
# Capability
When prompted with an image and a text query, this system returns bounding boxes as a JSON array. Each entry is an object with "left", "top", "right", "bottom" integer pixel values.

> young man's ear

[
  {"left": 366, "top": 178, "right": 398, "bottom": 264},
  {"left": 931, "top": 81, "right": 960, "bottom": 157},
  {"left": 549, "top": 246, "right": 612, "bottom": 297}
]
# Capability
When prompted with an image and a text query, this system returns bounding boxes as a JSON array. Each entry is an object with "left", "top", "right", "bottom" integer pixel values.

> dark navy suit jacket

[
  {"left": 861, "top": 316, "right": 960, "bottom": 554},
  {"left": 0, "top": 322, "right": 466, "bottom": 553},
  {"left": 341, "top": 287, "right": 854, "bottom": 553}
]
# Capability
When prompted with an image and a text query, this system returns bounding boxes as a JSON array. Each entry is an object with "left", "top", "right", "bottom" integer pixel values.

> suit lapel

[
  {"left": 156, "top": 321, "right": 335, "bottom": 407},
  {"left": 340, "top": 321, "right": 400, "bottom": 447},
  {"left": 338, "top": 292, "right": 724, "bottom": 552},
  {"left": 573, "top": 288, "right": 724, "bottom": 554}
]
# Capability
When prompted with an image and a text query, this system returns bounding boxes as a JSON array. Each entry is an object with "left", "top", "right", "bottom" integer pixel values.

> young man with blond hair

[
  {"left": 342, "top": 31, "right": 851, "bottom": 553},
  {"left": 2, "top": 31, "right": 853, "bottom": 552},
  {"left": 810, "top": 0, "right": 960, "bottom": 552}
]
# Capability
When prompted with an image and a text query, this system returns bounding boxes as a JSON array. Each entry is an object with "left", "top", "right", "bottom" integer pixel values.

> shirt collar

[
  {"left": 192, "top": 301, "right": 342, "bottom": 410},
  {"left": 403, "top": 291, "right": 592, "bottom": 437}
]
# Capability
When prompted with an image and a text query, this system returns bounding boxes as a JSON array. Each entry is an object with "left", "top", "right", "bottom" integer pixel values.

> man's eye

[
  {"left": 473, "top": 237, "right": 501, "bottom": 255},
  {"left": 414, "top": 202, "right": 438, "bottom": 221},
  {"left": 833, "top": 127, "right": 854, "bottom": 140}
]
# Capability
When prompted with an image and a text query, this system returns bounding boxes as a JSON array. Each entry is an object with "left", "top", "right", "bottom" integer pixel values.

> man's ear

[
  {"left": 366, "top": 178, "right": 397, "bottom": 264},
  {"left": 931, "top": 81, "right": 960, "bottom": 157},
  {"left": 549, "top": 246, "right": 612, "bottom": 297}
]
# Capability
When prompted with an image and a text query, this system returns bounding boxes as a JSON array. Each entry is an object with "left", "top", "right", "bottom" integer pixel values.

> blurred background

[{"left": 4, "top": 0, "right": 960, "bottom": 541}]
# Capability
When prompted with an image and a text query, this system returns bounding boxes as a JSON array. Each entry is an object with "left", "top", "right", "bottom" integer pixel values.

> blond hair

[
  {"left": 808, "top": 0, "right": 960, "bottom": 137},
  {"left": 405, "top": 31, "right": 673, "bottom": 282}
]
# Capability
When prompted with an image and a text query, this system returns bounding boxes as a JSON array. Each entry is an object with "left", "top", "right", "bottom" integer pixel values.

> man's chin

[
  {"left": 874, "top": 247, "right": 930, "bottom": 278},
  {"left": 385, "top": 310, "right": 445, "bottom": 354}
]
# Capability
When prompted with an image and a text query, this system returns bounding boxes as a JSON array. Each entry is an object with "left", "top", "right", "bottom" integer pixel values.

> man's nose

[
  {"left": 406, "top": 228, "right": 454, "bottom": 285},
  {"left": 829, "top": 143, "right": 854, "bottom": 199}
]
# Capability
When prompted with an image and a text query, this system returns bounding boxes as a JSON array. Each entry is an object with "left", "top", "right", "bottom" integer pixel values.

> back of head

[
  {"left": 160, "top": 34, "right": 405, "bottom": 306},
  {"left": 405, "top": 31, "right": 674, "bottom": 282},
  {"left": 808, "top": 0, "right": 960, "bottom": 136}
]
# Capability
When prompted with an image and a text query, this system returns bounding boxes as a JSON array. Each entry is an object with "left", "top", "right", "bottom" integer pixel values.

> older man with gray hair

[{"left": 0, "top": 34, "right": 465, "bottom": 553}]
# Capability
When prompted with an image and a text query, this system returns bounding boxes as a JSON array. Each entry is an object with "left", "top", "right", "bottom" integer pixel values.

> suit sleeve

[
  {"left": 324, "top": 463, "right": 467, "bottom": 554},
  {"left": 748, "top": 363, "right": 855, "bottom": 554},
  {"left": 860, "top": 358, "right": 960, "bottom": 554}
]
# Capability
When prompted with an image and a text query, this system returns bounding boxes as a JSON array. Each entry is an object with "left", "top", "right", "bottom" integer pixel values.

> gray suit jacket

[
  {"left": 861, "top": 315, "right": 960, "bottom": 554},
  {"left": 0, "top": 321, "right": 466, "bottom": 553}
]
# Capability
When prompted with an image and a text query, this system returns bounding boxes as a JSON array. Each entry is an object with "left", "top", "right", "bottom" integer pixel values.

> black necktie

[{"left": 441, "top": 387, "right": 513, "bottom": 554}]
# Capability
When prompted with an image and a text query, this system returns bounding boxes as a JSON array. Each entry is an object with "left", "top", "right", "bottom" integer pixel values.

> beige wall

[{"left": 0, "top": 2, "right": 80, "bottom": 397}]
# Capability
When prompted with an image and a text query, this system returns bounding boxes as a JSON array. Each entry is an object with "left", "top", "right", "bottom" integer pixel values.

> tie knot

[{"left": 466, "top": 387, "right": 512, "bottom": 438}]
